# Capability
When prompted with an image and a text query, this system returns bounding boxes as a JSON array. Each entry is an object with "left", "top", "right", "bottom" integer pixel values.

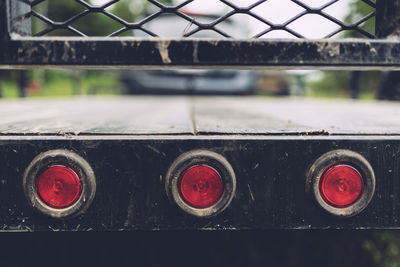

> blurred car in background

[
  {"left": 121, "top": 13, "right": 258, "bottom": 95},
  {"left": 121, "top": 69, "right": 257, "bottom": 95}
]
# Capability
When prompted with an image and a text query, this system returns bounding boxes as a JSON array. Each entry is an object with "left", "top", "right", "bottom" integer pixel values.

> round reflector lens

[
  {"left": 320, "top": 164, "right": 363, "bottom": 208},
  {"left": 179, "top": 164, "right": 223, "bottom": 209},
  {"left": 37, "top": 165, "right": 81, "bottom": 209}
]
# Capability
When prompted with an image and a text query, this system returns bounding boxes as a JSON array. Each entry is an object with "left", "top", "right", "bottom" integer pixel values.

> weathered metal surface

[
  {"left": 0, "top": 135, "right": 399, "bottom": 231},
  {"left": 1, "top": 97, "right": 400, "bottom": 135},
  {"left": 193, "top": 97, "right": 400, "bottom": 135},
  {"left": 0, "top": 97, "right": 398, "bottom": 230},
  {"left": 1, "top": 37, "right": 400, "bottom": 70},
  {"left": 0, "top": 0, "right": 399, "bottom": 232},
  {"left": 0, "top": 0, "right": 397, "bottom": 69},
  {"left": 0, "top": 97, "right": 194, "bottom": 135}
]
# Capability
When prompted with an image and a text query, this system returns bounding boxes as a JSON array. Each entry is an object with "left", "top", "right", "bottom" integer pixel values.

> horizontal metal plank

[
  {"left": 193, "top": 97, "right": 400, "bottom": 135},
  {"left": 1, "top": 97, "right": 400, "bottom": 135},
  {"left": 2, "top": 37, "right": 400, "bottom": 70},
  {"left": 0, "top": 97, "right": 194, "bottom": 135}
]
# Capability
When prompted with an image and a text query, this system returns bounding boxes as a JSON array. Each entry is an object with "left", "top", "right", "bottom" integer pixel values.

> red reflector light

[
  {"left": 37, "top": 165, "right": 81, "bottom": 209},
  {"left": 319, "top": 164, "right": 363, "bottom": 208},
  {"left": 179, "top": 165, "right": 223, "bottom": 208}
]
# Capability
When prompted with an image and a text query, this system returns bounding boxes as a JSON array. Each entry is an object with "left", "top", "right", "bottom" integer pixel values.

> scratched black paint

[
  {"left": 0, "top": 137, "right": 398, "bottom": 231},
  {"left": 1, "top": 37, "right": 400, "bottom": 70}
]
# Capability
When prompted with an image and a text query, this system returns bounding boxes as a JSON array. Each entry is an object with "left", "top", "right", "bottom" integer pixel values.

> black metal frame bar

[
  {"left": 2, "top": 37, "right": 400, "bottom": 70},
  {"left": 1, "top": 134, "right": 400, "bottom": 230},
  {"left": 0, "top": 0, "right": 399, "bottom": 70}
]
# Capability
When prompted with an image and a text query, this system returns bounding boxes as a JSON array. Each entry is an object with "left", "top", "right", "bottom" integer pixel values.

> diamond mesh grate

[{"left": 30, "top": 0, "right": 376, "bottom": 39}]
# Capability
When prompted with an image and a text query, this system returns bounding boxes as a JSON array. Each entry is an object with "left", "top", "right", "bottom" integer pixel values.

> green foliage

[
  {"left": 307, "top": 71, "right": 381, "bottom": 99},
  {"left": 157, "top": 0, "right": 174, "bottom": 4},
  {"left": 34, "top": 70, "right": 121, "bottom": 97},
  {"left": 32, "top": 0, "right": 175, "bottom": 36},
  {"left": 343, "top": 0, "right": 376, "bottom": 37},
  {"left": 307, "top": 71, "right": 351, "bottom": 98},
  {"left": 0, "top": 70, "right": 121, "bottom": 98},
  {"left": 32, "top": 0, "right": 119, "bottom": 36},
  {"left": 363, "top": 231, "right": 400, "bottom": 267},
  {"left": 111, "top": 0, "right": 139, "bottom": 22}
]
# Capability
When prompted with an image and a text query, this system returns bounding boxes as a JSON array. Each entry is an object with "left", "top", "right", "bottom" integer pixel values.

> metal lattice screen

[{"left": 30, "top": 0, "right": 376, "bottom": 39}]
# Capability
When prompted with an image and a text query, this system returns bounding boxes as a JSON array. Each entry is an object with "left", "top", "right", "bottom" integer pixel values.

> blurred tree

[
  {"left": 308, "top": 0, "right": 378, "bottom": 99},
  {"left": 110, "top": 0, "right": 173, "bottom": 36},
  {"left": 32, "top": 0, "right": 118, "bottom": 36},
  {"left": 344, "top": 0, "right": 376, "bottom": 37},
  {"left": 32, "top": 0, "right": 174, "bottom": 36}
]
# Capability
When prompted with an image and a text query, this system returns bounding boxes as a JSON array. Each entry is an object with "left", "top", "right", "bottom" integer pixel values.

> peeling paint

[
  {"left": 156, "top": 40, "right": 172, "bottom": 64},
  {"left": 3, "top": 38, "right": 400, "bottom": 69}
]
